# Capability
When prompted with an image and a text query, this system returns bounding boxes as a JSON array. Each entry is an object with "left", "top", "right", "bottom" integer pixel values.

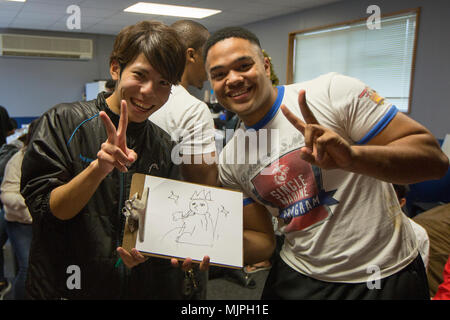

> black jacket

[{"left": 20, "top": 92, "right": 184, "bottom": 299}]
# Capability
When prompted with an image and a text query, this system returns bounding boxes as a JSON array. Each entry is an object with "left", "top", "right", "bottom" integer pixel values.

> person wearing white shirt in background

[
  {"left": 150, "top": 20, "right": 217, "bottom": 187},
  {"left": 149, "top": 20, "right": 217, "bottom": 300}
]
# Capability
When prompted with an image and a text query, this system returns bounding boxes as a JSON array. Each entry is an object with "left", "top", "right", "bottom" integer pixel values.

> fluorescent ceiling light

[
  {"left": 124, "top": 2, "right": 221, "bottom": 19},
  {"left": 6, "top": 0, "right": 27, "bottom": 2}
]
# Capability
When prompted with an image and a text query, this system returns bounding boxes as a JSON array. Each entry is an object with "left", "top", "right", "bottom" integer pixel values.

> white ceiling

[{"left": 0, "top": 0, "right": 346, "bottom": 35}]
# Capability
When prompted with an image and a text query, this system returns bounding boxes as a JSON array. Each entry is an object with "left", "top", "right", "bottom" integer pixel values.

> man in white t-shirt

[
  {"left": 150, "top": 20, "right": 217, "bottom": 187},
  {"left": 203, "top": 26, "right": 449, "bottom": 299}
]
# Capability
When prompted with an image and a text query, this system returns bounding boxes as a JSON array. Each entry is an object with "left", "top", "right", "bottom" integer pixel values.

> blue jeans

[
  {"left": 0, "top": 209, "right": 8, "bottom": 283},
  {"left": 5, "top": 220, "right": 32, "bottom": 300}
]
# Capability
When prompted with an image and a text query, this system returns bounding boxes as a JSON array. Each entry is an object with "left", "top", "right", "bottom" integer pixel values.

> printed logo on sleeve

[
  {"left": 251, "top": 149, "right": 338, "bottom": 232},
  {"left": 358, "top": 87, "right": 385, "bottom": 105}
]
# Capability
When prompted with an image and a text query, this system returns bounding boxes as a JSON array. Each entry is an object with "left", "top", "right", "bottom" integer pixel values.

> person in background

[
  {"left": 0, "top": 116, "right": 20, "bottom": 299},
  {"left": 150, "top": 19, "right": 217, "bottom": 187},
  {"left": 433, "top": 255, "right": 450, "bottom": 300},
  {"left": 0, "top": 106, "right": 15, "bottom": 147},
  {"left": 1, "top": 120, "right": 37, "bottom": 299},
  {"left": 203, "top": 26, "right": 449, "bottom": 299},
  {"left": 149, "top": 19, "right": 216, "bottom": 299},
  {"left": 20, "top": 21, "right": 207, "bottom": 300}
]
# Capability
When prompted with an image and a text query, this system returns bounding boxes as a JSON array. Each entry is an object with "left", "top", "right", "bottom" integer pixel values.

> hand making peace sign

[
  {"left": 97, "top": 100, "right": 138, "bottom": 176},
  {"left": 281, "top": 90, "right": 355, "bottom": 171}
]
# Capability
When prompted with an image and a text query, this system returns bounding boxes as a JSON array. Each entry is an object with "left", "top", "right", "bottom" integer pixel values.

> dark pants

[
  {"left": 262, "top": 254, "right": 429, "bottom": 300},
  {"left": 5, "top": 220, "right": 32, "bottom": 300},
  {"left": 0, "top": 209, "right": 8, "bottom": 283}
]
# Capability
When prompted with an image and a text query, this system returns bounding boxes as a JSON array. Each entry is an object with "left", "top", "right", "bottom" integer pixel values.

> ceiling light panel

[{"left": 124, "top": 2, "right": 221, "bottom": 19}]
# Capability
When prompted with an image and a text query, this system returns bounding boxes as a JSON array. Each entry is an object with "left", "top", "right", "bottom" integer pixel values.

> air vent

[{"left": 0, "top": 33, "right": 93, "bottom": 60}]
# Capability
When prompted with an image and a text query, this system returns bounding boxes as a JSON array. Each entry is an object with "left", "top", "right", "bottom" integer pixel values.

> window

[{"left": 287, "top": 8, "right": 420, "bottom": 113}]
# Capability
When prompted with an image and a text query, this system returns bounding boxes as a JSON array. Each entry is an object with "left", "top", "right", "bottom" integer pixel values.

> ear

[
  {"left": 110, "top": 60, "right": 121, "bottom": 80},
  {"left": 399, "top": 198, "right": 406, "bottom": 208},
  {"left": 263, "top": 56, "right": 271, "bottom": 78},
  {"left": 186, "top": 48, "right": 196, "bottom": 63}
]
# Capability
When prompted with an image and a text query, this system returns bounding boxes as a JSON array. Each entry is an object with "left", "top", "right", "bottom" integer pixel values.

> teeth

[
  {"left": 132, "top": 99, "right": 151, "bottom": 109},
  {"left": 230, "top": 88, "right": 249, "bottom": 97}
]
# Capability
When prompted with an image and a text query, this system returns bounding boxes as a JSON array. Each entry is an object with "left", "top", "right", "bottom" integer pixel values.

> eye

[
  {"left": 211, "top": 71, "right": 226, "bottom": 81},
  {"left": 238, "top": 62, "right": 253, "bottom": 71},
  {"left": 159, "top": 79, "right": 170, "bottom": 87}
]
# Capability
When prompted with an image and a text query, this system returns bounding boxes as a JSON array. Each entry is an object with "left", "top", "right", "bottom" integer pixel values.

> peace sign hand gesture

[
  {"left": 97, "top": 100, "right": 138, "bottom": 176},
  {"left": 281, "top": 90, "right": 355, "bottom": 170}
]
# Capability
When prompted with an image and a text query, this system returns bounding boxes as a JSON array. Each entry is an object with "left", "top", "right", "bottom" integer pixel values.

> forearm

[
  {"left": 350, "top": 133, "right": 449, "bottom": 184},
  {"left": 49, "top": 160, "right": 108, "bottom": 220},
  {"left": 243, "top": 229, "right": 275, "bottom": 265},
  {"left": 180, "top": 155, "right": 219, "bottom": 187}
]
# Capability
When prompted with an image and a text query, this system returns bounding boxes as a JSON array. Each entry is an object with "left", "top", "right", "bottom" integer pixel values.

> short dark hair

[
  {"left": 171, "top": 20, "right": 209, "bottom": 51},
  {"left": 393, "top": 184, "right": 409, "bottom": 200},
  {"left": 105, "top": 79, "right": 116, "bottom": 91},
  {"left": 109, "top": 21, "right": 186, "bottom": 85},
  {"left": 203, "top": 26, "right": 261, "bottom": 61}
]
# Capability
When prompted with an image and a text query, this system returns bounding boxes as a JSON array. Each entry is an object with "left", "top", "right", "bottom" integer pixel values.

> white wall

[{"left": 0, "top": 28, "right": 115, "bottom": 118}]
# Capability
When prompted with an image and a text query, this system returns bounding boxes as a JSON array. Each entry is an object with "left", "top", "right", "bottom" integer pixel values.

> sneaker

[{"left": 0, "top": 280, "right": 12, "bottom": 300}]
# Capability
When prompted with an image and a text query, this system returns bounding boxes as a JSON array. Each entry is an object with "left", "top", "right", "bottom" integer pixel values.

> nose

[
  {"left": 226, "top": 70, "right": 244, "bottom": 87},
  {"left": 140, "top": 80, "right": 155, "bottom": 95}
]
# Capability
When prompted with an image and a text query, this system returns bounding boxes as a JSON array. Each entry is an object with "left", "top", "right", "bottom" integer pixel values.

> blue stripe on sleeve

[
  {"left": 243, "top": 197, "right": 255, "bottom": 206},
  {"left": 356, "top": 105, "right": 398, "bottom": 145}
]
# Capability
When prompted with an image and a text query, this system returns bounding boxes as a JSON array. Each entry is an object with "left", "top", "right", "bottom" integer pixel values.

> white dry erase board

[{"left": 127, "top": 174, "right": 243, "bottom": 269}]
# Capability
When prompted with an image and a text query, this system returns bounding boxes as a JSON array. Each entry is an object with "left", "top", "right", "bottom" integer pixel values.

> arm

[
  {"left": 243, "top": 201, "right": 276, "bottom": 265},
  {"left": 180, "top": 152, "right": 218, "bottom": 186},
  {"left": 350, "top": 111, "right": 449, "bottom": 184},
  {"left": 282, "top": 90, "right": 449, "bottom": 184},
  {"left": 50, "top": 100, "right": 137, "bottom": 220}
]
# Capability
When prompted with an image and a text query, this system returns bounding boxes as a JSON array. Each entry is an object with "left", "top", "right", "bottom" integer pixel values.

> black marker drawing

[
  {"left": 163, "top": 189, "right": 228, "bottom": 247},
  {"left": 168, "top": 191, "right": 179, "bottom": 204}
]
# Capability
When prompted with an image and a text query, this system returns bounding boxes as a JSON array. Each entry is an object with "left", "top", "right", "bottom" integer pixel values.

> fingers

[
  {"left": 199, "top": 255, "right": 210, "bottom": 272},
  {"left": 298, "top": 90, "right": 319, "bottom": 125},
  {"left": 117, "top": 247, "right": 146, "bottom": 269},
  {"left": 170, "top": 256, "right": 210, "bottom": 272},
  {"left": 97, "top": 143, "right": 132, "bottom": 172},
  {"left": 117, "top": 100, "right": 129, "bottom": 151},
  {"left": 281, "top": 104, "right": 306, "bottom": 135}
]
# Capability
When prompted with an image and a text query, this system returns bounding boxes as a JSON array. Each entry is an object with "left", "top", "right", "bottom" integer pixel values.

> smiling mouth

[
  {"left": 228, "top": 86, "right": 252, "bottom": 98},
  {"left": 130, "top": 98, "right": 155, "bottom": 112}
]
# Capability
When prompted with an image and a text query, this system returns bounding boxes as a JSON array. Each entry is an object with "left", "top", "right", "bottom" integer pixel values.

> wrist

[{"left": 88, "top": 159, "right": 110, "bottom": 181}]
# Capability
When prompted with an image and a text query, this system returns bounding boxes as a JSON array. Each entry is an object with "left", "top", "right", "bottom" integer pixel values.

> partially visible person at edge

[
  {"left": 20, "top": 21, "right": 208, "bottom": 300},
  {"left": 203, "top": 26, "right": 449, "bottom": 299}
]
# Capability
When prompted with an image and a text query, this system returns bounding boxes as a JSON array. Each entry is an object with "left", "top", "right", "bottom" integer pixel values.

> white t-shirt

[
  {"left": 150, "top": 85, "right": 216, "bottom": 156},
  {"left": 219, "top": 72, "right": 418, "bottom": 283}
]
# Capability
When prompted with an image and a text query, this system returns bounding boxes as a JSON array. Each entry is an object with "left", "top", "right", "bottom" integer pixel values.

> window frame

[{"left": 286, "top": 7, "right": 421, "bottom": 113}]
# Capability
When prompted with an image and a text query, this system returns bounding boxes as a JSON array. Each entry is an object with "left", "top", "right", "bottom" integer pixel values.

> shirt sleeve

[
  {"left": 328, "top": 73, "right": 397, "bottom": 145},
  {"left": 176, "top": 100, "right": 216, "bottom": 156},
  {"left": 20, "top": 105, "right": 76, "bottom": 223}
]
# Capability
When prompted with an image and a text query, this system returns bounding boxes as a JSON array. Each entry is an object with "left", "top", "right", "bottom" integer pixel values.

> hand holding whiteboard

[{"left": 122, "top": 174, "right": 243, "bottom": 269}]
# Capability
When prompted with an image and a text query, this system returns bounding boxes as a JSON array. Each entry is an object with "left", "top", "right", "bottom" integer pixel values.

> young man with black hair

[
  {"left": 204, "top": 26, "right": 449, "bottom": 299},
  {"left": 20, "top": 21, "right": 207, "bottom": 300}
]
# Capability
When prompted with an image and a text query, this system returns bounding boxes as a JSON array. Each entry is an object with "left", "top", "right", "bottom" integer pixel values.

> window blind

[{"left": 293, "top": 12, "right": 417, "bottom": 112}]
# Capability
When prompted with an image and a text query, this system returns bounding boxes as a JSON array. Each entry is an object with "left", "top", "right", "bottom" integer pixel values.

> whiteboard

[{"left": 135, "top": 176, "right": 243, "bottom": 269}]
